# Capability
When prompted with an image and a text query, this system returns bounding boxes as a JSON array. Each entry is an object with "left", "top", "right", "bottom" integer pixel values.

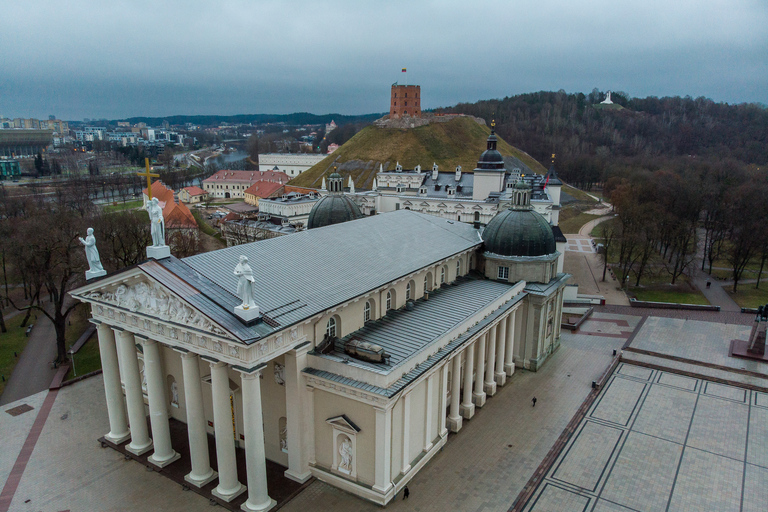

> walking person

[
  {"left": 532, "top": 396, "right": 537, "bottom": 407},
  {"left": 403, "top": 485, "right": 410, "bottom": 500}
]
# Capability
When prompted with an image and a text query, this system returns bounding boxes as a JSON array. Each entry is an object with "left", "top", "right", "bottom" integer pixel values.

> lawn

[
  {"left": 103, "top": 199, "right": 143, "bottom": 213},
  {"left": 192, "top": 210, "right": 219, "bottom": 238},
  {"left": 68, "top": 335, "right": 101, "bottom": 379},
  {"left": 631, "top": 287, "right": 710, "bottom": 305},
  {"left": 727, "top": 285, "right": 768, "bottom": 309},
  {"left": 0, "top": 313, "right": 32, "bottom": 397},
  {"left": 65, "top": 304, "right": 102, "bottom": 380},
  {"left": 559, "top": 212, "right": 601, "bottom": 234}
]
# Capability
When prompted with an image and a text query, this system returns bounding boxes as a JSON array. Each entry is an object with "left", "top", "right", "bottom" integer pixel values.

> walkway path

[
  {"left": 690, "top": 267, "right": 741, "bottom": 311},
  {"left": 0, "top": 306, "right": 61, "bottom": 406}
]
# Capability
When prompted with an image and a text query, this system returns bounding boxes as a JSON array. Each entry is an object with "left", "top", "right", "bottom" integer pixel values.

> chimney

[
  {"left": 432, "top": 163, "right": 438, "bottom": 181},
  {"left": 455, "top": 165, "right": 462, "bottom": 181}
]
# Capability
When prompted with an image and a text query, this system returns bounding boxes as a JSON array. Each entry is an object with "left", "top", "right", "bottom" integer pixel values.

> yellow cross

[{"left": 137, "top": 158, "right": 159, "bottom": 199}]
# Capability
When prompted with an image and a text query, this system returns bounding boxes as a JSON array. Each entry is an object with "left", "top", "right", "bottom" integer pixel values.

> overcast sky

[{"left": 2, "top": 0, "right": 766, "bottom": 120}]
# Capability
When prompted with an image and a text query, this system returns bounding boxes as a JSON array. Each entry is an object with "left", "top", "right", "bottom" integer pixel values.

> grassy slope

[{"left": 289, "top": 117, "right": 548, "bottom": 189}]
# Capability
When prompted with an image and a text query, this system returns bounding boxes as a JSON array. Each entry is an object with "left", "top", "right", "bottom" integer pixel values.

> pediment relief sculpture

[{"left": 84, "top": 279, "right": 229, "bottom": 338}]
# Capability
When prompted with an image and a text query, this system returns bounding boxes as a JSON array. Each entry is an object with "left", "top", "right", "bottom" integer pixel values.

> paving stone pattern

[{"left": 523, "top": 363, "right": 768, "bottom": 512}]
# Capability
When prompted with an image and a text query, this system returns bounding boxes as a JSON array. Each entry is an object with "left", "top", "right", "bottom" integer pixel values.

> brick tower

[{"left": 390, "top": 84, "right": 421, "bottom": 119}]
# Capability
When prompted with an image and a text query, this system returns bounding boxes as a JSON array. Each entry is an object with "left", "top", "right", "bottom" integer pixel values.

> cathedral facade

[{"left": 71, "top": 144, "right": 569, "bottom": 510}]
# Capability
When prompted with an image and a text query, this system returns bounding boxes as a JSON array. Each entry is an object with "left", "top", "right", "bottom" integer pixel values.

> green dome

[
  {"left": 307, "top": 195, "right": 364, "bottom": 229},
  {"left": 482, "top": 208, "right": 556, "bottom": 257}
]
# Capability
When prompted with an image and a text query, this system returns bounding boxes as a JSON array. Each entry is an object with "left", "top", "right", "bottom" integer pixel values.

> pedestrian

[
  {"left": 532, "top": 397, "right": 537, "bottom": 407},
  {"left": 403, "top": 485, "right": 410, "bottom": 500}
]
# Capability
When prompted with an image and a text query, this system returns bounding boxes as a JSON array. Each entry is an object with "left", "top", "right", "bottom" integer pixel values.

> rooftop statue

[
  {"left": 234, "top": 255, "right": 256, "bottom": 310},
  {"left": 144, "top": 197, "right": 166, "bottom": 247},
  {"left": 79, "top": 227, "right": 106, "bottom": 279}
]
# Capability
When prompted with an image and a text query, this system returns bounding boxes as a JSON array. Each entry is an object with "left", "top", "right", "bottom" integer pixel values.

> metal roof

[
  {"left": 304, "top": 281, "right": 526, "bottom": 398},
  {"left": 328, "top": 276, "right": 517, "bottom": 370},
  {"left": 170, "top": 210, "right": 483, "bottom": 341}
]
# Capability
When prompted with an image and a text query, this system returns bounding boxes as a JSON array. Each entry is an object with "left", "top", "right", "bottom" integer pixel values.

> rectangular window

[{"left": 498, "top": 266, "right": 509, "bottom": 280}]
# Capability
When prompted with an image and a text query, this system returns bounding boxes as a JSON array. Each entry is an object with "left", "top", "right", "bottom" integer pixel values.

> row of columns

[
  {"left": 96, "top": 322, "right": 276, "bottom": 512},
  {"left": 447, "top": 308, "right": 518, "bottom": 432}
]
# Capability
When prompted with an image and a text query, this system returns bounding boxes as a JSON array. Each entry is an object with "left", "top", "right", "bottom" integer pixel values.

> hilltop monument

[{"left": 601, "top": 91, "right": 614, "bottom": 104}]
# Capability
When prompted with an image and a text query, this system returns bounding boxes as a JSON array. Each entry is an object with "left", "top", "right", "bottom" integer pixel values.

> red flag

[{"left": 545, "top": 175, "right": 550, "bottom": 187}]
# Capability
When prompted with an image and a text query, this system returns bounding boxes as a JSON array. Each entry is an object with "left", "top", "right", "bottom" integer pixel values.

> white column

[
  {"left": 484, "top": 325, "right": 497, "bottom": 396},
  {"left": 460, "top": 344, "right": 475, "bottom": 419},
  {"left": 115, "top": 329, "right": 152, "bottom": 455},
  {"left": 284, "top": 344, "right": 312, "bottom": 483},
  {"left": 447, "top": 354, "right": 463, "bottom": 432},
  {"left": 438, "top": 363, "right": 449, "bottom": 438},
  {"left": 210, "top": 361, "right": 246, "bottom": 502},
  {"left": 240, "top": 369, "right": 275, "bottom": 512},
  {"left": 401, "top": 391, "right": 411, "bottom": 474},
  {"left": 179, "top": 351, "right": 216, "bottom": 487},
  {"left": 505, "top": 310, "right": 517, "bottom": 376},
  {"left": 96, "top": 323, "right": 129, "bottom": 444},
  {"left": 495, "top": 315, "right": 507, "bottom": 386},
  {"left": 373, "top": 406, "right": 393, "bottom": 495},
  {"left": 424, "top": 374, "right": 435, "bottom": 451},
  {"left": 142, "top": 338, "right": 180, "bottom": 468},
  {"left": 473, "top": 334, "right": 487, "bottom": 407},
  {"left": 306, "top": 386, "right": 316, "bottom": 466}
]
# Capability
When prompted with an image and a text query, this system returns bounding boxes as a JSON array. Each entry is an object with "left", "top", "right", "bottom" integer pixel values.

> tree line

[
  {"left": 435, "top": 89, "right": 768, "bottom": 190},
  {"left": 596, "top": 159, "right": 768, "bottom": 293}
]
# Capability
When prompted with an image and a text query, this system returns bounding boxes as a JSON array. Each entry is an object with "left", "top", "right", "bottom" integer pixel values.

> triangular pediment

[
  {"left": 71, "top": 268, "right": 234, "bottom": 340},
  {"left": 455, "top": 203, "right": 465, "bottom": 209},
  {"left": 326, "top": 414, "right": 361, "bottom": 433},
  {"left": 472, "top": 205, "right": 483, "bottom": 210},
  {"left": 437, "top": 203, "right": 447, "bottom": 208}
]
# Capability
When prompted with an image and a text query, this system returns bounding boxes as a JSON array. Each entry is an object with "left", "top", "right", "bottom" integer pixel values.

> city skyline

[{"left": 2, "top": 0, "right": 767, "bottom": 120}]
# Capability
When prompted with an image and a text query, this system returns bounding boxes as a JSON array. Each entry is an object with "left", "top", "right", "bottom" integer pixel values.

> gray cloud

[{"left": 1, "top": 0, "right": 766, "bottom": 120}]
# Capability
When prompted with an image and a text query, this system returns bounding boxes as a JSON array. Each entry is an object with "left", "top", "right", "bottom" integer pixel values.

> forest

[{"left": 435, "top": 90, "right": 767, "bottom": 190}]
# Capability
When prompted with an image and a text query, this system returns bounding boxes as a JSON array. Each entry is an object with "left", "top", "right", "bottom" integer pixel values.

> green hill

[{"left": 288, "top": 116, "right": 547, "bottom": 189}]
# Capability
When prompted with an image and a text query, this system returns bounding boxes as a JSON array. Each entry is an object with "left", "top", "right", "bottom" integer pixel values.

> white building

[
  {"left": 257, "top": 154, "right": 326, "bottom": 178},
  {"left": 257, "top": 192, "right": 320, "bottom": 226},
  {"left": 351, "top": 130, "right": 567, "bottom": 273},
  {"left": 71, "top": 181, "right": 568, "bottom": 509}
]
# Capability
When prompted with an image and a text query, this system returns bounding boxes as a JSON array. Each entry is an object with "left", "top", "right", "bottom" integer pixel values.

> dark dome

[
  {"left": 482, "top": 208, "right": 556, "bottom": 257},
  {"left": 476, "top": 132, "right": 505, "bottom": 170},
  {"left": 307, "top": 194, "right": 364, "bottom": 229}
]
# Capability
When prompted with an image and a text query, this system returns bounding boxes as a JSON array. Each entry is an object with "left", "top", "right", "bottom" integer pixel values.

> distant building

[
  {"left": 243, "top": 181, "right": 286, "bottom": 207},
  {"left": 257, "top": 153, "right": 326, "bottom": 177},
  {"left": 325, "top": 120, "right": 337, "bottom": 133},
  {"left": 203, "top": 170, "right": 289, "bottom": 199},
  {"left": 0, "top": 129, "right": 53, "bottom": 158},
  {"left": 258, "top": 191, "right": 320, "bottom": 227},
  {"left": 326, "top": 143, "right": 339, "bottom": 154},
  {"left": 390, "top": 84, "right": 421, "bottom": 119},
  {"left": 0, "top": 159, "right": 21, "bottom": 180},
  {"left": 178, "top": 186, "right": 208, "bottom": 204}
]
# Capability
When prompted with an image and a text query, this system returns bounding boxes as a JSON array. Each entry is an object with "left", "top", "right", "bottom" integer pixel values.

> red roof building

[
  {"left": 179, "top": 186, "right": 208, "bottom": 204},
  {"left": 142, "top": 180, "right": 198, "bottom": 230},
  {"left": 203, "top": 170, "right": 290, "bottom": 200},
  {"left": 243, "top": 181, "right": 286, "bottom": 206}
]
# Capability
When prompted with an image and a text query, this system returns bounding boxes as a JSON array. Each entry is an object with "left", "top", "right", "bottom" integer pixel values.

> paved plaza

[
  {"left": 2, "top": 309, "right": 766, "bottom": 512},
  {"left": 523, "top": 362, "right": 768, "bottom": 512}
]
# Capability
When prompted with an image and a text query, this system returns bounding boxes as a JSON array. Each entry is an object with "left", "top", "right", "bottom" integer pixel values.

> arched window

[
  {"left": 406, "top": 282, "right": 412, "bottom": 301},
  {"left": 423, "top": 275, "right": 428, "bottom": 293},
  {"left": 326, "top": 317, "right": 337, "bottom": 338},
  {"left": 386, "top": 290, "right": 392, "bottom": 311},
  {"left": 364, "top": 301, "right": 371, "bottom": 323},
  {"left": 474, "top": 211, "right": 480, "bottom": 222},
  {"left": 440, "top": 266, "right": 446, "bottom": 284}
]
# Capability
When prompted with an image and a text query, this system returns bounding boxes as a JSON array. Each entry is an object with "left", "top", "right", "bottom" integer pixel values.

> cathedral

[{"left": 70, "top": 139, "right": 569, "bottom": 510}]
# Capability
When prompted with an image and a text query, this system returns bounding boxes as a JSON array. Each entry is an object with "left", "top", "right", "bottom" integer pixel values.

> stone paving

[
  {"left": 0, "top": 328, "right": 625, "bottom": 512},
  {"left": 630, "top": 317, "right": 758, "bottom": 373},
  {"left": 522, "top": 363, "right": 768, "bottom": 512}
]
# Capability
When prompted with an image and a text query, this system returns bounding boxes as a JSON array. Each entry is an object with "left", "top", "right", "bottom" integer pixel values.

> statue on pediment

[{"left": 234, "top": 255, "right": 256, "bottom": 310}]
